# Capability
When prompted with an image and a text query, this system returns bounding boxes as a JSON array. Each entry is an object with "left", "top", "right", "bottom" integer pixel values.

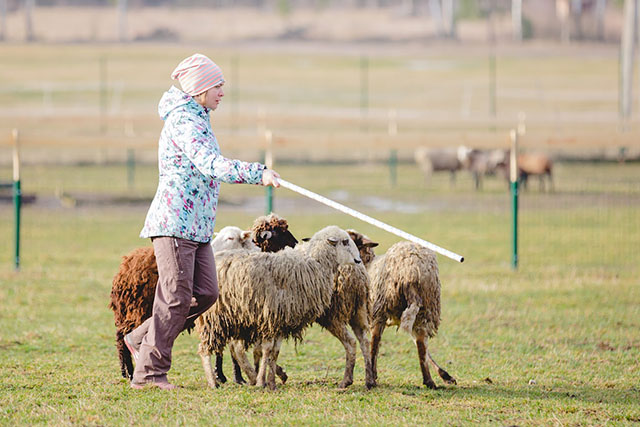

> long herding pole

[
  {"left": 277, "top": 179, "right": 464, "bottom": 263},
  {"left": 12, "top": 128, "right": 21, "bottom": 271}
]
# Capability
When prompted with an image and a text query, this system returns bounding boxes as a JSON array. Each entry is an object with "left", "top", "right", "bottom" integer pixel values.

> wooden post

[
  {"left": 360, "top": 56, "right": 369, "bottom": 132},
  {"left": 620, "top": 0, "right": 637, "bottom": 127},
  {"left": 388, "top": 109, "right": 398, "bottom": 188},
  {"left": 512, "top": 0, "right": 523, "bottom": 41}
]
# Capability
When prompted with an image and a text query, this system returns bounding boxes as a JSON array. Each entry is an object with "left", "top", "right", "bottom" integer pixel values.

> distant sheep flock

[
  {"left": 110, "top": 213, "right": 455, "bottom": 391},
  {"left": 414, "top": 146, "right": 553, "bottom": 191}
]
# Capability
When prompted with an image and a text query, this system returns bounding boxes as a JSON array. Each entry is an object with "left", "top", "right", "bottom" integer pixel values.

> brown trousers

[{"left": 130, "top": 237, "right": 218, "bottom": 384}]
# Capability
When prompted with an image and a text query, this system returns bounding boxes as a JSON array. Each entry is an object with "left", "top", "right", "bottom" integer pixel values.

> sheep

[
  {"left": 467, "top": 148, "right": 507, "bottom": 190},
  {"left": 314, "top": 246, "right": 375, "bottom": 389},
  {"left": 217, "top": 214, "right": 298, "bottom": 386},
  {"left": 499, "top": 151, "right": 554, "bottom": 192},
  {"left": 346, "top": 230, "right": 456, "bottom": 389},
  {"left": 414, "top": 146, "right": 472, "bottom": 187},
  {"left": 109, "top": 215, "right": 297, "bottom": 381},
  {"left": 517, "top": 152, "right": 553, "bottom": 192},
  {"left": 195, "top": 225, "right": 363, "bottom": 390}
]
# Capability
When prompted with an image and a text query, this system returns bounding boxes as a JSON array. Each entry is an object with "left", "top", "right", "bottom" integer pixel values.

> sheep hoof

[
  {"left": 365, "top": 380, "right": 377, "bottom": 390},
  {"left": 424, "top": 379, "right": 438, "bottom": 390},
  {"left": 216, "top": 374, "right": 227, "bottom": 384},
  {"left": 438, "top": 368, "right": 456, "bottom": 385},
  {"left": 276, "top": 367, "right": 288, "bottom": 384},
  {"left": 338, "top": 380, "right": 353, "bottom": 389}
]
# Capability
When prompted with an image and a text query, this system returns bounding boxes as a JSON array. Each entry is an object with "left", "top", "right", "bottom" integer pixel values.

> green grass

[{"left": 0, "top": 162, "right": 639, "bottom": 425}]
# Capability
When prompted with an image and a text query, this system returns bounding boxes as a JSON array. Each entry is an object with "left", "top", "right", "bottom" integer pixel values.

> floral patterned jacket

[{"left": 140, "top": 86, "right": 266, "bottom": 243}]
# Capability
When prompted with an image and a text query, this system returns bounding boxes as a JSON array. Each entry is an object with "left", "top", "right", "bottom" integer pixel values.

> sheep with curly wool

[
  {"left": 109, "top": 217, "right": 296, "bottom": 381},
  {"left": 216, "top": 214, "right": 297, "bottom": 386},
  {"left": 347, "top": 230, "right": 456, "bottom": 389},
  {"left": 314, "top": 249, "right": 374, "bottom": 389},
  {"left": 195, "top": 225, "right": 362, "bottom": 390}
]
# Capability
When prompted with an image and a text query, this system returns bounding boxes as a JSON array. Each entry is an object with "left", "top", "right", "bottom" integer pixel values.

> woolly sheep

[
  {"left": 347, "top": 230, "right": 456, "bottom": 389},
  {"left": 311, "top": 241, "right": 374, "bottom": 389},
  {"left": 217, "top": 214, "right": 298, "bottom": 386},
  {"left": 414, "top": 146, "right": 473, "bottom": 187},
  {"left": 109, "top": 215, "right": 296, "bottom": 381},
  {"left": 195, "top": 225, "right": 362, "bottom": 390}
]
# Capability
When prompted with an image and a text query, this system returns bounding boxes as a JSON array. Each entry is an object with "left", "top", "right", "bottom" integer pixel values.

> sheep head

[
  {"left": 251, "top": 213, "right": 298, "bottom": 253},
  {"left": 306, "top": 226, "right": 362, "bottom": 269},
  {"left": 211, "top": 226, "right": 259, "bottom": 253},
  {"left": 346, "top": 229, "right": 378, "bottom": 266}
]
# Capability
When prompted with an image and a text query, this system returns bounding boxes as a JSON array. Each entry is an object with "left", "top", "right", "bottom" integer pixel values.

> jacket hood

[{"left": 158, "top": 86, "right": 201, "bottom": 120}]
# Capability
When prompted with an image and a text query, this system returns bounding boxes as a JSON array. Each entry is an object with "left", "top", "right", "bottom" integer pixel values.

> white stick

[{"left": 277, "top": 179, "right": 464, "bottom": 263}]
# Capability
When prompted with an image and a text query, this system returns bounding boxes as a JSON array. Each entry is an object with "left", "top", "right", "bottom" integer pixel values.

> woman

[{"left": 125, "top": 53, "right": 280, "bottom": 390}]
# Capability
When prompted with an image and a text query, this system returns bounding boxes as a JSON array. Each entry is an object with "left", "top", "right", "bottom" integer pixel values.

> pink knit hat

[{"left": 171, "top": 53, "right": 225, "bottom": 96}]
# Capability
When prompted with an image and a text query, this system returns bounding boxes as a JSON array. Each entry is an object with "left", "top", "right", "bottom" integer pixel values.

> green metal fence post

[
  {"left": 389, "top": 149, "right": 397, "bottom": 188},
  {"left": 510, "top": 129, "right": 519, "bottom": 270},
  {"left": 12, "top": 129, "right": 21, "bottom": 271}
]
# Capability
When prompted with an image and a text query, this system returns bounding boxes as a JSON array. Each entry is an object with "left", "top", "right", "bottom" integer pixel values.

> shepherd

[{"left": 125, "top": 53, "right": 281, "bottom": 390}]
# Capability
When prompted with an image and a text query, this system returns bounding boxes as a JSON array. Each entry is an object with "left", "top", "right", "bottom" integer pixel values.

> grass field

[{"left": 0, "top": 160, "right": 639, "bottom": 425}]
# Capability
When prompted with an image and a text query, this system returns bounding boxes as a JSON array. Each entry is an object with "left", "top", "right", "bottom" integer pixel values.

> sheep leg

[
  {"left": 198, "top": 342, "right": 218, "bottom": 389},
  {"left": 256, "top": 339, "right": 274, "bottom": 389},
  {"left": 415, "top": 333, "right": 437, "bottom": 389},
  {"left": 351, "top": 319, "right": 376, "bottom": 390},
  {"left": 214, "top": 352, "right": 227, "bottom": 384},
  {"left": 267, "top": 338, "right": 284, "bottom": 390},
  {"left": 229, "top": 349, "right": 247, "bottom": 385},
  {"left": 254, "top": 342, "right": 287, "bottom": 384},
  {"left": 327, "top": 322, "right": 357, "bottom": 389},
  {"left": 229, "top": 340, "right": 257, "bottom": 386},
  {"left": 428, "top": 351, "right": 456, "bottom": 385},
  {"left": 116, "top": 331, "right": 134, "bottom": 380},
  {"left": 370, "top": 320, "right": 386, "bottom": 382}
]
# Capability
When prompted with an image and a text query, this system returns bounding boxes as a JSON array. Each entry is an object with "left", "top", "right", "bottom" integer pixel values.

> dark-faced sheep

[
  {"left": 414, "top": 146, "right": 472, "bottom": 187},
  {"left": 195, "top": 226, "right": 362, "bottom": 390},
  {"left": 109, "top": 215, "right": 297, "bottom": 382},
  {"left": 347, "top": 230, "right": 456, "bottom": 390}
]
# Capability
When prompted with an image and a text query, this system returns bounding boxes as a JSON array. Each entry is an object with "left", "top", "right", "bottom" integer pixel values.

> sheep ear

[
  {"left": 327, "top": 238, "right": 339, "bottom": 246},
  {"left": 241, "top": 230, "right": 251, "bottom": 241},
  {"left": 259, "top": 230, "right": 272, "bottom": 241},
  {"left": 302, "top": 237, "right": 311, "bottom": 242},
  {"left": 364, "top": 242, "right": 379, "bottom": 248}
]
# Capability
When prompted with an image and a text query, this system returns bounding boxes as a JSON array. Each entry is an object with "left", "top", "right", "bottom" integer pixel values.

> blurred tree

[
  {"left": 25, "top": 0, "right": 34, "bottom": 42},
  {"left": 0, "top": 0, "right": 5, "bottom": 41}
]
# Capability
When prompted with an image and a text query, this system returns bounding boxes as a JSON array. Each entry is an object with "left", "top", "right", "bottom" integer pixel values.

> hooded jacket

[{"left": 140, "top": 86, "right": 265, "bottom": 242}]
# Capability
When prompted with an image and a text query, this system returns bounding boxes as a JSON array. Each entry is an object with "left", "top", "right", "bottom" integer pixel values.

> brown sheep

[
  {"left": 500, "top": 150, "right": 554, "bottom": 192},
  {"left": 347, "top": 230, "right": 456, "bottom": 390},
  {"left": 109, "top": 214, "right": 297, "bottom": 382},
  {"left": 518, "top": 152, "right": 553, "bottom": 192}
]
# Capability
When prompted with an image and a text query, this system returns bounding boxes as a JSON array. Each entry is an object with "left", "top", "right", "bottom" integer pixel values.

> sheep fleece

[
  {"left": 197, "top": 247, "right": 334, "bottom": 353},
  {"left": 369, "top": 242, "right": 441, "bottom": 338}
]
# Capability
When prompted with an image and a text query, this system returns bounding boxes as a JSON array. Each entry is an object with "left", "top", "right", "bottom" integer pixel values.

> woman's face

[{"left": 197, "top": 83, "right": 225, "bottom": 110}]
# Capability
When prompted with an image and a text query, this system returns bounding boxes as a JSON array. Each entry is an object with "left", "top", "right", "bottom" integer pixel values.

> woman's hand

[{"left": 262, "top": 169, "right": 281, "bottom": 188}]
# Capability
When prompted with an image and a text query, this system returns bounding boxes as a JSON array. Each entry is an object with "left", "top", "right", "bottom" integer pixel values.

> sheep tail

[{"left": 400, "top": 301, "right": 420, "bottom": 335}]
